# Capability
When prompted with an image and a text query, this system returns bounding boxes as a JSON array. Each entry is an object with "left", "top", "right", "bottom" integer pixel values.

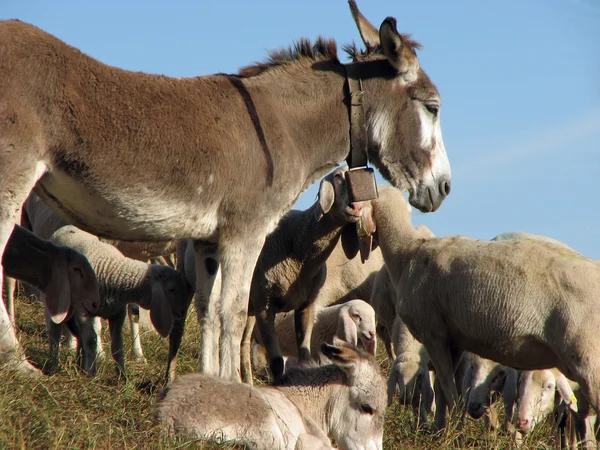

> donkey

[
  {"left": 156, "top": 337, "right": 387, "bottom": 450},
  {"left": 0, "top": 1, "right": 451, "bottom": 378}
]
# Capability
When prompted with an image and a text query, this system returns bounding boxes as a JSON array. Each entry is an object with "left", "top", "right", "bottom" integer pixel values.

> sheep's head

[
  {"left": 465, "top": 357, "right": 513, "bottom": 420},
  {"left": 314, "top": 165, "right": 363, "bottom": 224},
  {"left": 344, "top": 300, "right": 377, "bottom": 355}
]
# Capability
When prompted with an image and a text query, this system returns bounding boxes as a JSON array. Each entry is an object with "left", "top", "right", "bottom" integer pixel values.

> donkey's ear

[
  {"left": 322, "top": 338, "right": 360, "bottom": 376},
  {"left": 348, "top": 0, "right": 380, "bottom": 49},
  {"left": 314, "top": 177, "right": 335, "bottom": 221},
  {"left": 44, "top": 256, "right": 72, "bottom": 324},
  {"left": 379, "top": 17, "right": 420, "bottom": 82}
]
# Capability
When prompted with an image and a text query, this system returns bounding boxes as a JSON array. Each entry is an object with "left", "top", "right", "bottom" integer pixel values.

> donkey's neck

[
  {"left": 275, "top": 365, "right": 345, "bottom": 436},
  {"left": 243, "top": 61, "right": 351, "bottom": 185}
]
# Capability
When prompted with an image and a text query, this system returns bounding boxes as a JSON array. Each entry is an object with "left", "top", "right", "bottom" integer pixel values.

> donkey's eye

[
  {"left": 360, "top": 403, "right": 374, "bottom": 415},
  {"left": 425, "top": 104, "right": 439, "bottom": 117}
]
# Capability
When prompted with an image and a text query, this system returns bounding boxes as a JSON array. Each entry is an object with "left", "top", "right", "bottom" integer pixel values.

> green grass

[{"left": 1, "top": 293, "right": 560, "bottom": 449}]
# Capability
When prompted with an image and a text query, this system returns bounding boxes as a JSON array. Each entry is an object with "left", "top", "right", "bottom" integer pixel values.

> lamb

[
  {"left": 155, "top": 338, "right": 387, "bottom": 450},
  {"left": 46, "top": 225, "right": 192, "bottom": 377},
  {"left": 362, "top": 184, "right": 600, "bottom": 431},
  {"left": 1, "top": 224, "right": 99, "bottom": 375},
  {"left": 251, "top": 299, "right": 377, "bottom": 373},
  {"left": 516, "top": 369, "right": 597, "bottom": 449},
  {"left": 461, "top": 353, "right": 518, "bottom": 432}
]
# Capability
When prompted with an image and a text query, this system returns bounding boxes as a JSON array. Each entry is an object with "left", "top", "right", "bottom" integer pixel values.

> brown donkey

[{"left": 0, "top": 1, "right": 451, "bottom": 378}]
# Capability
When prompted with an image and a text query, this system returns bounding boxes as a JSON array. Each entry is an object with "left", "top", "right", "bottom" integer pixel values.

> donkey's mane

[{"left": 239, "top": 34, "right": 423, "bottom": 78}]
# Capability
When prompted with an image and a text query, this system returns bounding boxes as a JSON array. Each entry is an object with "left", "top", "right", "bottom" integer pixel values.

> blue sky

[{"left": 4, "top": 1, "right": 599, "bottom": 256}]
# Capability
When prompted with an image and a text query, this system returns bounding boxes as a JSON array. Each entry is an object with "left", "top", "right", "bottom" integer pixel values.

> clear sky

[{"left": 4, "top": 1, "right": 599, "bottom": 256}]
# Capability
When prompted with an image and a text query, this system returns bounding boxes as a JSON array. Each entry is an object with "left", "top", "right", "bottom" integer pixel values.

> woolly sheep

[
  {"left": 1, "top": 225, "right": 100, "bottom": 375},
  {"left": 46, "top": 225, "right": 191, "bottom": 377},
  {"left": 155, "top": 338, "right": 387, "bottom": 450},
  {"left": 516, "top": 369, "right": 597, "bottom": 448},
  {"left": 361, "top": 185, "right": 600, "bottom": 431}
]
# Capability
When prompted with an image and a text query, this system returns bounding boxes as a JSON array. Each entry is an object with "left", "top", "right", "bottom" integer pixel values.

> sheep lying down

[{"left": 156, "top": 339, "right": 386, "bottom": 450}]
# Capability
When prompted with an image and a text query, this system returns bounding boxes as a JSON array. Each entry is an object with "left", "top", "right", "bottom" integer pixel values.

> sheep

[
  {"left": 461, "top": 353, "right": 518, "bottom": 433},
  {"left": 1, "top": 224, "right": 99, "bottom": 375},
  {"left": 9, "top": 192, "right": 179, "bottom": 364},
  {"left": 251, "top": 299, "right": 377, "bottom": 373},
  {"left": 516, "top": 369, "right": 597, "bottom": 449},
  {"left": 361, "top": 184, "right": 600, "bottom": 432},
  {"left": 460, "top": 232, "right": 575, "bottom": 434},
  {"left": 46, "top": 225, "right": 192, "bottom": 378},
  {"left": 155, "top": 338, "right": 387, "bottom": 450}
]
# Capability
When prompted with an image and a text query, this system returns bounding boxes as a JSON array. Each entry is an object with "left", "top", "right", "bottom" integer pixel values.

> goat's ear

[
  {"left": 314, "top": 177, "right": 335, "bottom": 221},
  {"left": 348, "top": 0, "right": 380, "bottom": 49},
  {"left": 44, "top": 254, "right": 72, "bottom": 324},
  {"left": 150, "top": 283, "right": 174, "bottom": 338},
  {"left": 337, "top": 311, "right": 359, "bottom": 348},
  {"left": 341, "top": 223, "right": 359, "bottom": 260},
  {"left": 379, "top": 17, "right": 420, "bottom": 82},
  {"left": 555, "top": 373, "right": 578, "bottom": 413},
  {"left": 321, "top": 338, "right": 360, "bottom": 377}
]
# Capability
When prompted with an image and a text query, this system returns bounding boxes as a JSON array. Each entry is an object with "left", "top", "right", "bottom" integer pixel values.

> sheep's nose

[
  {"left": 366, "top": 331, "right": 375, "bottom": 340},
  {"left": 349, "top": 202, "right": 363, "bottom": 214},
  {"left": 517, "top": 419, "right": 530, "bottom": 433}
]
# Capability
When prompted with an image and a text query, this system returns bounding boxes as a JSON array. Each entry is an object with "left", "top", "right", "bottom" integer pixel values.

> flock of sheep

[{"left": 1, "top": 1, "right": 597, "bottom": 450}]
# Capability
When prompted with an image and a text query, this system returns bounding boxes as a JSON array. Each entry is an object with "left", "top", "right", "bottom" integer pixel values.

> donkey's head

[
  {"left": 347, "top": 1, "right": 451, "bottom": 213},
  {"left": 321, "top": 337, "right": 386, "bottom": 450}
]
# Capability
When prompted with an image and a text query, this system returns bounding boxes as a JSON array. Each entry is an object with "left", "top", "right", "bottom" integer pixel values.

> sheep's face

[
  {"left": 315, "top": 166, "right": 363, "bottom": 225},
  {"left": 516, "top": 370, "right": 556, "bottom": 434},
  {"left": 68, "top": 251, "right": 100, "bottom": 316},
  {"left": 348, "top": 303, "right": 376, "bottom": 352},
  {"left": 466, "top": 358, "right": 507, "bottom": 419}
]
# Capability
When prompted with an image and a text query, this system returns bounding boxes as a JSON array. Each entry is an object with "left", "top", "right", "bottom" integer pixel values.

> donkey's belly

[{"left": 35, "top": 171, "right": 219, "bottom": 241}]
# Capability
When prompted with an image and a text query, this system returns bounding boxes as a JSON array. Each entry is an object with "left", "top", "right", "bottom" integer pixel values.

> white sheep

[
  {"left": 516, "top": 369, "right": 597, "bottom": 449},
  {"left": 47, "top": 225, "right": 191, "bottom": 378},
  {"left": 1, "top": 224, "right": 100, "bottom": 375},
  {"left": 362, "top": 185, "right": 600, "bottom": 431},
  {"left": 251, "top": 299, "right": 377, "bottom": 373},
  {"left": 155, "top": 338, "right": 387, "bottom": 450},
  {"left": 461, "top": 353, "right": 518, "bottom": 432}
]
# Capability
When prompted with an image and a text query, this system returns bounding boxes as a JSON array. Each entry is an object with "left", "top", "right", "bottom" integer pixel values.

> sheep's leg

[
  {"left": 108, "top": 310, "right": 127, "bottom": 379},
  {"left": 255, "top": 308, "right": 284, "bottom": 382},
  {"left": 241, "top": 314, "right": 256, "bottom": 385},
  {"left": 217, "top": 236, "right": 265, "bottom": 381},
  {"left": 377, "top": 323, "right": 395, "bottom": 362},
  {"left": 294, "top": 270, "right": 325, "bottom": 363},
  {"left": 127, "top": 303, "right": 146, "bottom": 363},
  {"left": 426, "top": 338, "right": 462, "bottom": 432},
  {"left": 195, "top": 243, "right": 221, "bottom": 376},
  {"left": 92, "top": 316, "right": 105, "bottom": 359},
  {"left": 3, "top": 276, "right": 16, "bottom": 322}
]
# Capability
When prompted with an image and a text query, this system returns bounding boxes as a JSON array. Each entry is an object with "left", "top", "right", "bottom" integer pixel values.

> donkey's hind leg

[{"left": 0, "top": 153, "right": 46, "bottom": 376}]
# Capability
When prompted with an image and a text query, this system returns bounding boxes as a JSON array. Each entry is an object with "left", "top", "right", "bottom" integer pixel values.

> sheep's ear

[
  {"left": 348, "top": 0, "right": 380, "bottom": 49},
  {"left": 44, "top": 255, "right": 72, "bottom": 324},
  {"left": 379, "top": 17, "right": 420, "bottom": 82},
  {"left": 502, "top": 368, "right": 519, "bottom": 416},
  {"left": 321, "top": 338, "right": 360, "bottom": 377},
  {"left": 337, "top": 311, "right": 359, "bottom": 348},
  {"left": 314, "top": 177, "right": 335, "bottom": 221},
  {"left": 150, "top": 283, "right": 174, "bottom": 338},
  {"left": 341, "top": 223, "right": 360, "bottom": 260},
  {"left": 555, "top": 373, "right": 578, "bottom": 413}
]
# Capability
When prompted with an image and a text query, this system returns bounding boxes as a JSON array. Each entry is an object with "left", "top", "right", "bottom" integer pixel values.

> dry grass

[{"left": 0, "top": 293, "right": 561, "bottom": 449}]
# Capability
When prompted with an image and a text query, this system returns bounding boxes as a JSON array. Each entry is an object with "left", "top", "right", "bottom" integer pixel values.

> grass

[{"left": 1, "top": 293, "right": 561, "bottom": 450}]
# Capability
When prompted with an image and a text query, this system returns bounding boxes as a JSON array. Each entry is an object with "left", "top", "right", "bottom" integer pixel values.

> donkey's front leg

[{"left": 218, "top": 236, "right": 265, "bottom": 381}]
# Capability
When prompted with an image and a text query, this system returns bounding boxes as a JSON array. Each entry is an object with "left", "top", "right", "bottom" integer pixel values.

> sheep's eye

[
  {"left": 425, "top": 104, "right": 439, "bottom": 117},
  {"left": 351, "top": 313, "right": 361, "bottom": 321},
  {"left": 360, "top": 403, "right": 374, "bottom": 415}
]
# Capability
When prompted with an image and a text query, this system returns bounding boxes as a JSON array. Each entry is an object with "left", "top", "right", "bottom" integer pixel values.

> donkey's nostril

[{"left": 439, "top": 178, "right": 451, "bottom": 197}]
